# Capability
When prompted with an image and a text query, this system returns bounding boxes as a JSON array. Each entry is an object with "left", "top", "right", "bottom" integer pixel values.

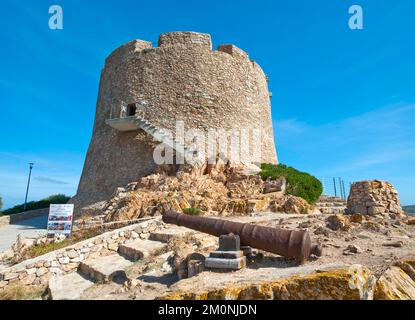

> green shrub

[
  {"left": 259, "top": 163, "right": 322, "bottom": 204},
  {"left": 183, "top": 207, "right": 202, "bottom": 216},
  {"left": 1, "top": 194, "right": 71, "bottom": 215},
  {"left": 0, "top": 195, "right": 3, "bottom": 211}
]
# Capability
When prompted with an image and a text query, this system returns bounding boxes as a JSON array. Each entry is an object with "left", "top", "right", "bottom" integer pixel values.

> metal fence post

[
  {"left": 342, "top": 180, "right": 346, "bottom": 200},
  {"left": 333, "top": 177, "right": 337, "bottom": 197}
]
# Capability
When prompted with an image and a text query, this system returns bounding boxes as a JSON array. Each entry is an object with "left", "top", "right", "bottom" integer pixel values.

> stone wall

[
  {"left": 0, "top": 208, "right": 49, "bottom": 229},
  {"left": 347, "top": 180, "right": 404, "bottom": 215},
  {"left": 72, "top": 31, "right": 278, "bottom": 211},
  {"left": 0, "top": 218, "right": 162, "bottom": 291}
]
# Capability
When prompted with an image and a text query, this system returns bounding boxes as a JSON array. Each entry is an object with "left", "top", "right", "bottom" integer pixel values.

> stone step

[
  {"left": 318, "top": 196, "right": 346, "bottom": 203},
  {"left": 149, "top": 226, "right": 195, "bottom": 243},
  {"left": 316, "top": 202, "right": 346, "bottom": 207},
  {"left": 318, "top": 207, "right": 346, "bottom": 214},
  {"left": 78, "top": 254, "right": 134, "bottom": 284},
  {"left": 47, "top": 272, "right": 94, "bottom": 300},
  {"left": 118, "top": 239, "right": 167, "bottom": 261}
]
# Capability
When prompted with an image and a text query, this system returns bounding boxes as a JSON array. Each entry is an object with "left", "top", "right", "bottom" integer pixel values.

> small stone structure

[
  {"left": 205, "top": 234, "right": 246, "bottom": 270},
  {"left": 72, "top": 31, "right": 278, "bottom": 211},
  {"left": 347, "top": 180, "right": 404, "bottom": 216}
]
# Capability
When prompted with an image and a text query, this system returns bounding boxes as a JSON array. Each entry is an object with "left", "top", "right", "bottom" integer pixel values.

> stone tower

[{"left": 72, "top": 31, "right": 278, "bottom": 210}]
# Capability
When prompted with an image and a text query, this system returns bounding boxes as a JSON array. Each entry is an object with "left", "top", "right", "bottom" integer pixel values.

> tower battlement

[
  {"left": 105, "top": 32, "right": 252, "bottom": 67},
  {"left": 158, "top": 31, "right": 212, "bottom": 48}
]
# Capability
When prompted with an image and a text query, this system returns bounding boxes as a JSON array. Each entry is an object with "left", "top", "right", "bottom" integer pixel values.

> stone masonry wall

[
  {"left": 347, "top": 180, "right": 404, "bottom": 215},
  {"left": 72, "top": 31, "right": 278, "bottom": 211},
  {"left": 0, "top": 218, "right": 162, "bottom": 291},
  {"left": 0, "top": 208, "right": 49, "bottom": 228}
]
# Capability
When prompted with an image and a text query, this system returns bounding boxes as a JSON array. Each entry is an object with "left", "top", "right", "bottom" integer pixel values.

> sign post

[{"left": 47, "top": 204, "right": 74, "bottom": 237}]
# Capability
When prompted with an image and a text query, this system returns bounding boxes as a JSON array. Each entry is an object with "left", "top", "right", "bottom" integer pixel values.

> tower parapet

[
  {"left": 105, "top": 40, "right": 152, "bottom": 66},
  {"left": 158, "top": 31, "right": 212, "bottom": 49}
]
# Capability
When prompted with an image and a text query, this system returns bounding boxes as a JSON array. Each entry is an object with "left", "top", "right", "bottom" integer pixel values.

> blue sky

[{"left": 0, "top": 0, "right": 414, "bottom": 208}]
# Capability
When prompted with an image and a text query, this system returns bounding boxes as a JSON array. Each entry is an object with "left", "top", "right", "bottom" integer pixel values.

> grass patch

[
  {"left": 0, "top": 284, "right": 47, "bottom": 300},
  {"left": 183, "top": 207, "right": 202, "bottom": 216},
  {"left": 259, "top": 163, "right": 323, "bottom": 205},
  {"left": 20, "top": 227, "right": 102, "bottom": 262}
]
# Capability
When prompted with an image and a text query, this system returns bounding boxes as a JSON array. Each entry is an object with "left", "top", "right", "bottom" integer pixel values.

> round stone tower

[{"left": 72, "top": 31, "right": 278, "bottom": 210}]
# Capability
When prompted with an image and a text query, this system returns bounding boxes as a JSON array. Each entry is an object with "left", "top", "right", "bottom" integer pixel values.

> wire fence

[{"left": 319, "top": 177, "right": 353, "bottom": 200}]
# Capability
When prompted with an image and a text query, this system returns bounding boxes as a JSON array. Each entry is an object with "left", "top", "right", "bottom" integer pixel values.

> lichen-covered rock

[
  {"left": 349, "top": 214, "right": 364, "bottom": 224},
  {"left": 160, "top": 265, "right": 375, "bottom": 300},
  {"left": 395, "top": 260, "right": 415, "bottom": 282},
  {"left": 374, "top": 266, "right": 415, "bottom": 300},
  {"left": 326, "top": 214, "right": 351, "bottom": 231},
  {"left": 269, "top": 195, "right": 314, "bottom": 214}
]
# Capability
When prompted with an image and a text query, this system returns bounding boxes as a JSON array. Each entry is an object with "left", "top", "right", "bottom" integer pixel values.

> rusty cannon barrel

[{"left": 162, "top": 211, "right": 322, "bottom": 264}]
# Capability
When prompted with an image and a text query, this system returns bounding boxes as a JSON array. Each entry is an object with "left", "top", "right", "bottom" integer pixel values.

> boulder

[
  {"left": 326, "top": 214, "right": 350, "bottom": 231},
  {"left": 349, "top": 214, "right": 364, "bottom": 224},
  {"left": 343, "top": 244, "right": 362, "bottom": 255},
  {"left": 374, "top": 266, "right": 415, "bottom": 300},
  {"left": 263, "top": 177, "right": 286, "bottom": 194}
]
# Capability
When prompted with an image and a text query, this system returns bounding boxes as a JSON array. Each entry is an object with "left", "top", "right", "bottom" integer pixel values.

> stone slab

[
  {"left": 209, "top": 251, "right": 244, "bottom": 259},
  {"left": 149, "top": 226, "right": 194, "bottom": 242},
  {"left": 78, "top": 254, "right": 134, "bottom": 283},
  {"left": 48, "top": 272, "right": 94, "bottom": 300},
  {"left": 118, "top": 239, "right": 166, "bottom": 261},
  {"left": 205, "top": 256, "right": 246, "bottom": 270}
]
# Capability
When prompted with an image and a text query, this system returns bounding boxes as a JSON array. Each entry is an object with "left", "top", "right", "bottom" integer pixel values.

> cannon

[{"left": 162, "top": 211, "right": 322, "bottom": 264}]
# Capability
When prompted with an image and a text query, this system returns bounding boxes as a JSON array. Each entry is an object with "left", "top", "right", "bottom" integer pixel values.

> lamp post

[{"left": 23, "top": 163, "right": 34, "bottom": 211}]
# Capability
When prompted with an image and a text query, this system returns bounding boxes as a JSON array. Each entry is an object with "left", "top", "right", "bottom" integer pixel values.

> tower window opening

[{"left": 127, "top": 104, "right": 136, "bottom": 117}]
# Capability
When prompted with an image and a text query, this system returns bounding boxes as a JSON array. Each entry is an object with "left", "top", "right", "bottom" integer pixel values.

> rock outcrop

[
  {"left": 374, "top": 259, "right": 415, "bottom": 300},
  {"left": 161, "top": 265, "right": 376, "bottom": 300},
  {"left": 98, "top": 163, "right": 315, "bottom": 222}
]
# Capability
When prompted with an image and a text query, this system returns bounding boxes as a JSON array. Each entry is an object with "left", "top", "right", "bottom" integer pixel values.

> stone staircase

[
  {"left": 47, "top": 226, "right": 193, "bottom": 300},
  {"left": 135, "top": 117, "right": 201, "bottom": 163},
  {"left": 315, "top": 195, "right": 347, "bottom": 214}
]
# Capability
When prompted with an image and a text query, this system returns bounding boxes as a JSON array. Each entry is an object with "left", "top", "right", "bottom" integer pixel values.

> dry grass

[
  {"left": 19, "top": 227, "right": 103, "bottom": 261},
  {"left": 0, "top": 284, "right": 47, "bottom": 300}
]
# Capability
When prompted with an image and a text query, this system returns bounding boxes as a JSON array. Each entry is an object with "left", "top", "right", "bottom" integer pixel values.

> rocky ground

[
  {"left": 2, "top": 162, "right": 414, "bottom": 300},
  {"left": 45, "top": 211, "right": 415, "bottom": 300}
]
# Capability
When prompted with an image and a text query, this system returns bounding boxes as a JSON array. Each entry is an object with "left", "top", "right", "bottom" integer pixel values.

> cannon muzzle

[{"left": 162, "top": 211, "right": 322, "bottom": 264}]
